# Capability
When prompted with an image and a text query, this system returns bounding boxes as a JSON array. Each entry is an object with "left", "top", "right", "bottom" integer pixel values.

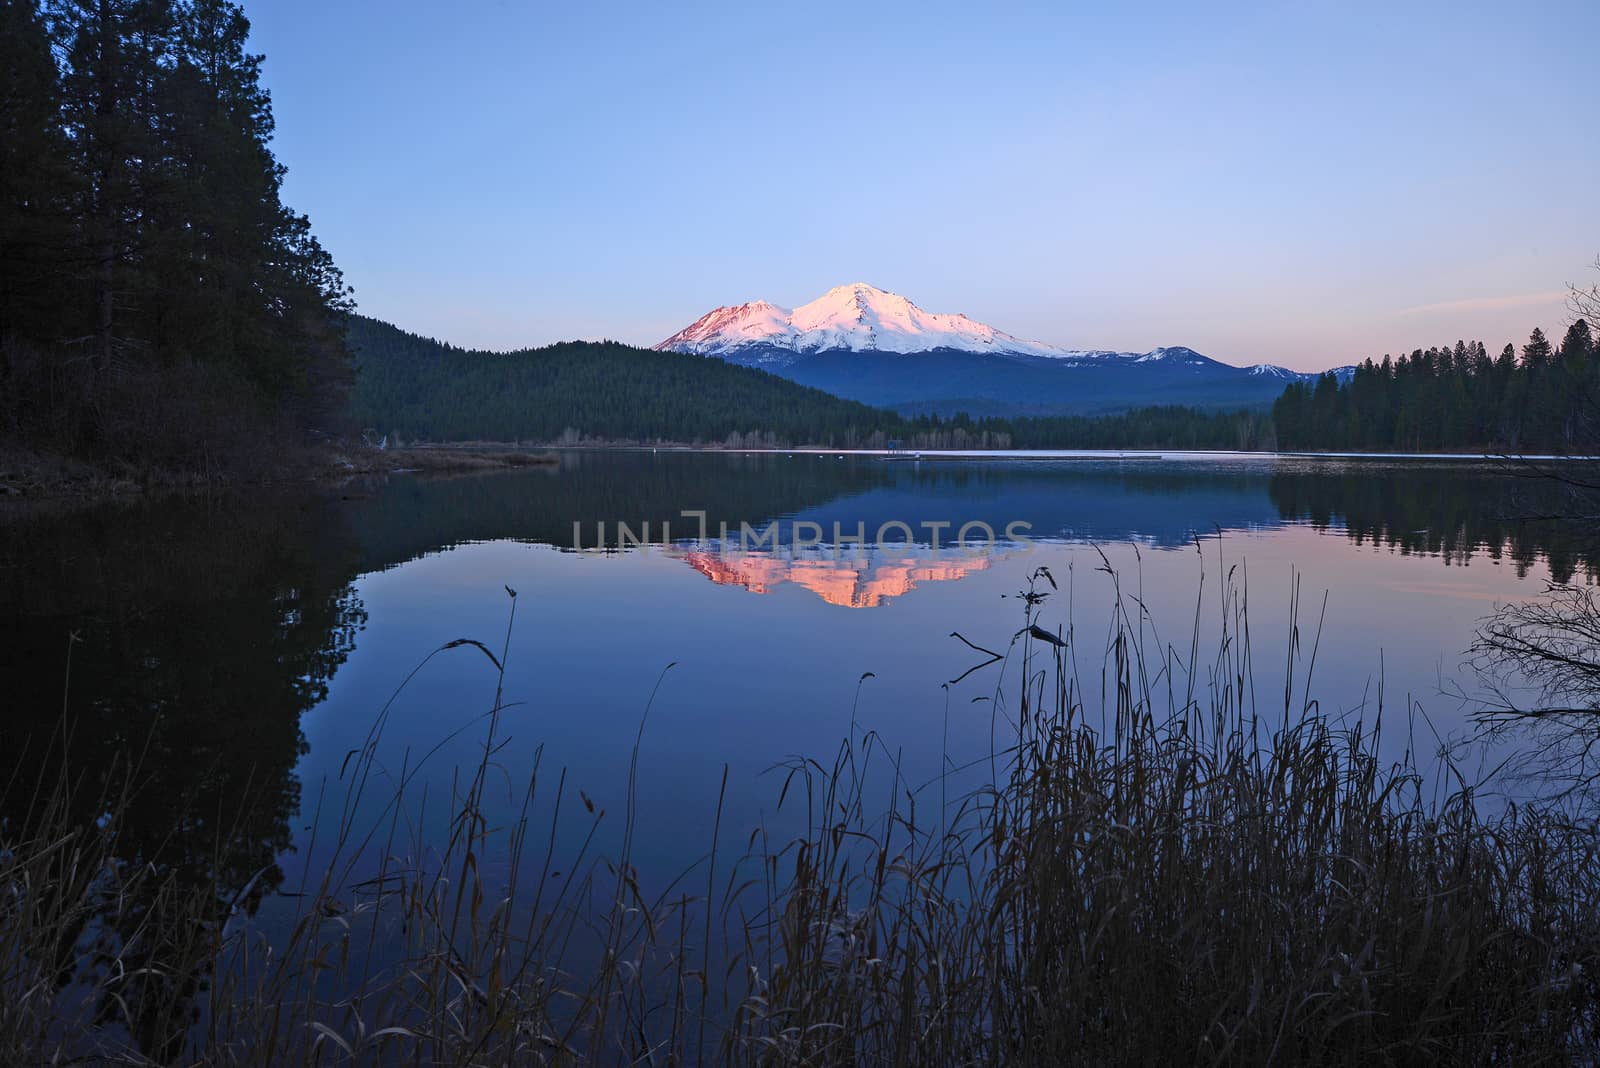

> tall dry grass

[{"left": 3, "top": 563, "right": 1598, "bottom": 1065}]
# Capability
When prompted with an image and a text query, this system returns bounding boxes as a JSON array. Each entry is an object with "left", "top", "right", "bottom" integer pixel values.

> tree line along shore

[{"left": 4, "top": 1, "right": 1596, "bottom": 496}]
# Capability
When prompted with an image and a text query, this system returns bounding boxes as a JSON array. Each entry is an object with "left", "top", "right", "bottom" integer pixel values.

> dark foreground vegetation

[{"left": 4, "top": 571, "right": 1597, "bottom": 1064}]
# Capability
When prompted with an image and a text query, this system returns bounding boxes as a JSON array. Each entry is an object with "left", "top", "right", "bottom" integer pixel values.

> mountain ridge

[
  {"left": 655, "top": 284, "right": 1349, "bottom": 416},
  {"left": 344, "top": 314, "right": 1276, "bottom": 450}
]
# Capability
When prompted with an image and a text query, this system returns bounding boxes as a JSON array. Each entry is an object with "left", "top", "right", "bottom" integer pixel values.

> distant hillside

[
  {"left": 769, "top": 348, "right": 1306, "bottom": 417},
  {"left": 346, "top": 315, "right": 907, "bottom": 445},
  {"left": 346, "top": 316, "right": 1281, "bottom": 451}
]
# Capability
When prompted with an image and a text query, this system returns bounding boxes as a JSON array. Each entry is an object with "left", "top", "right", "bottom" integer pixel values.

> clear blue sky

[{"left": 250, "top": 0, "right": 1598, "bottom": 370}]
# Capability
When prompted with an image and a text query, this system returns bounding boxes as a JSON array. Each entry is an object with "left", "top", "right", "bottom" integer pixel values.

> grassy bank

[{"left": 3, "top": 572, "right": 1597, "bottom": 1064}]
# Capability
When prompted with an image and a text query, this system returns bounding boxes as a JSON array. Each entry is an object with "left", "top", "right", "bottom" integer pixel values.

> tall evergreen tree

[
  {"left": 51, "top": 0, "right": 175, "bottom": 377},
  {"left": 0, "top": 0, "right": 74, "bottom": 351},
  {"left": 1, "top": 0, "right": 352, "bottom": 469},
  {"left": 1523, "top": 327, "right": 1553, "bottom": 368},
  {"left": 1554, "top": 319, "right": 1597, "bottom": 449},
  {"left": 1559, "top": 319, "right": 1593, "bottom": 362},
  {"left": 157, "top": 0, "right": 351, "bottom": 411}
]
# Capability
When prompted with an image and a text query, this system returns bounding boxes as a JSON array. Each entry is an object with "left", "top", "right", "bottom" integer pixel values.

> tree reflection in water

[{"left": 0, "top": 492, "right": 365, "bottom": 1057}]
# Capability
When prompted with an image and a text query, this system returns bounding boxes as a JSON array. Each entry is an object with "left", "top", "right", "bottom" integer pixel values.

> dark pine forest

[
  {"left": 1275, "top": 325, "right": 1599, "bottom": 454},
  {"left": 0, "top": 0, "right": 352, "bottom": 477}
]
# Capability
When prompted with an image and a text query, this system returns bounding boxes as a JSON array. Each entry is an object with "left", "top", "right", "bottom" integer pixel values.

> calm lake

[{"left": 4, "top": 450, "right": 1595, "bottom": 915}]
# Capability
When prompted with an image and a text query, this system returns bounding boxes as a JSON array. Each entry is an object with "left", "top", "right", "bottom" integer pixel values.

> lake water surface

[{"left": 4, "top": 450, "right": 1595, "bottom": 921}]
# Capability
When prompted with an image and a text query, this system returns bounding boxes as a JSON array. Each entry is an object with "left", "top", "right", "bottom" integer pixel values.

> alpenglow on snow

[
  {"left": 655, "top": 282, "right": 1081, "bottom": 360},
  {"left": 655, "top": 283, "right": 1348, "bottom": 416}
]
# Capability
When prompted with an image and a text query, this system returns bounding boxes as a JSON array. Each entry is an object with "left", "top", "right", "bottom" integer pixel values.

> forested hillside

[
  {"left": 1275, "top": 324, "right": 1598, "bottom": 453},
  {"left": 358, "top": 307, "right": 1600, "bottom": 456},
  {"left": 997, "top": 406, "right": 1276, "bottom": 451},
  {"left": 348, "top": 316, "right": 1283, "bottom": 450},
  {"left": 346, "top": 316, "right": 915, "bottom": 445},
  {"left": 0, "top": 0, "right": 350, "bottom": 478}
]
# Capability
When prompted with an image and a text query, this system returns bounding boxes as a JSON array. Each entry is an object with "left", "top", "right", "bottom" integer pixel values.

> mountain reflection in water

[{"left": 675, "top": 544, "right": 1000, "bottom": 608}]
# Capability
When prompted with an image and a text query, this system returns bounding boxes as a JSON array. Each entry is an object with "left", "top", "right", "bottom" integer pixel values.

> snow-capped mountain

[
  {"left": 1129, "top": 346, "right": 1214, "bottom": 366},
  {"left": 657, "top": 284, "right": 1349, "bottom": 416},
  {"left": 656, "top": 282, "right": 1077, "bottom": 361},
  {"left": 1247, "top": 363, "right": 1306, "bottom": 380}
]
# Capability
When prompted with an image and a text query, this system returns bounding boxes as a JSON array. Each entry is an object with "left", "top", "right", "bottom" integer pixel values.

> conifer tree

[
  {"left": 0, "top": 0, "right": 74, "bottom": 350},
  {"left": 1, "top": 0, "right": 352, "bottom": 466},
  {"left": 1559, "top": 319, "right": 1593, "bottom": 362},
  {"left": 52, "top": 0, "right": 175, "bottom": 377},
  {"left": 1523, "top": 327, "right": 1553, "bottom": 368}
]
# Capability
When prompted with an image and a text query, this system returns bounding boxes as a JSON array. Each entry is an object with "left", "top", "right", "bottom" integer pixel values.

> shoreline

[
  {"left": 539, "top": 443, "right": 1600, "bottom": 463},
  {"left": 0, "top": 443, "right": 559, "bottom": 503},
  {"left": 424, "top": 440, "right": 1600, "bottom": 462},
  {"left": 4, "top": 440, "right": 1595, "bottom": 504}
]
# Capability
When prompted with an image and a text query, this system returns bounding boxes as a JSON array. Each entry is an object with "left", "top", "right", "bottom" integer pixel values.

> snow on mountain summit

[
  {"left": 656, "top": 284, "right": 1346, "bottom": 387},
  {"left": 1247, "top": 363, "right": 1302, "bottom": 379},
  {"left": 649, "top": 284, "right": 1362, "bottom": 413},
  {"left": 1132, "top": 346, "right": 1212, "bottom": 365},
  {"left": 1249, "top": 362, "right": 1357, "bottom": 383},
  {"left": 656, "top": 283, "right": 1072, "bottom": 358}
]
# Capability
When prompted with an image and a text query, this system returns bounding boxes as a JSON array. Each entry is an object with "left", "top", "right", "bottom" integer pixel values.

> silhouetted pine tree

[
  {"left": 0, "top": 0, "right": 76, "bottom": 350},
  {"left": 1, "top": 0, "right": 351, "bottom": 472}
]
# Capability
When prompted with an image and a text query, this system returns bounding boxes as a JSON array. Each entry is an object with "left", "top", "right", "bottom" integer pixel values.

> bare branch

[{"left": 1472, "top": 584, "right": 1600, "bottom": 729}]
